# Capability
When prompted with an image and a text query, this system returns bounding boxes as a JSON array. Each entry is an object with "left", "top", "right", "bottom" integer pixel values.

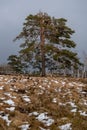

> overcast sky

[{"left": 0, "top": 0, "right": 87, "bottom": 63}]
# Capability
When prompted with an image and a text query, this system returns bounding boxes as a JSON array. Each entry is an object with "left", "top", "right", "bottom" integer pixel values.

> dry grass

[{"left": 0, "top": 75, "right": 87, "bottom": 130}]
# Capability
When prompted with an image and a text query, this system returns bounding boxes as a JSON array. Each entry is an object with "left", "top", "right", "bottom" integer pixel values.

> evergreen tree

[
  {"left": 13, "top": 12, "right": 81, "bottom": 76},
  {"left": 8, "top": 55, "right": 24, "bottom": 73}
]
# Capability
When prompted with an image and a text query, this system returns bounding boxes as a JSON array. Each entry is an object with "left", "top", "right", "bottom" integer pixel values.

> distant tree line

[
  {"left": 7, "top": 12, "right": 87, "bottom": 77},
  {"left": 0, "top": 64, "right": 15, "bottom": 75}
]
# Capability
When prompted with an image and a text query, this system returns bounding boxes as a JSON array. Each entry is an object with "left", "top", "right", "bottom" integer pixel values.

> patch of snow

[
  {"left": 67, "top": 102, "right": 77, "bottom": 108},
  {"left": 62, "top": 81, "right": 66, "bottom": 86},
  {"left": 55, "top": 88, "right": 61, "bottom": 92},
  {"left": 39, "top": 127, "right": 49, "bottom": 130},
  {"left": 47, "top": 85, "right": 50, "bottom": 88},
  {"left": 22, "top": 95, "right": 31, "bottom": 103},
  {"left": 0, "top": 113, "right": 11, "bottom": 126},
  {"left": 6, "top": 107, "right": 15, "bottom": 111},
  {"left": 29, "top": 111, "right": 39, "bottom": 116},
  {"left": 39, "top": 127, "right": 46, "bottom": 130},
  {"left": 59, "top": 123, "right": 72, "bottom": 130},
  {"left": 54, "top": 80, "right": 59, "bottom": 84},
  {"left": 71, "top": 108, "right": 77, "bottom": 113},
  {"left": 0, "top": 76, "right": 3, "bottom": 81},
  {"left": 4, "top": 92, "right": 11, "bottom": 97},
  {"left": 10, "top": 88, "right": 14, "bottom": 91},
  {"left": 83, "top": 100, "right": 87, "bottom": 105},
  {"left": 52, "top": 98, "right": 57, "bottom": 103},
  {"left": 6, "top": 79, "right": 14, "bottom": 83},
  {"left": 0, "top": 86, "right": 4, "bottom": 90},
  {"left": 59, "top": 102, "right": 66, "bottom": 106},
  {"left": 39, "top": 85, "right": 45, "bottom": 90},
  {"left": 0, "top": 97, "right": 5, "bottom": 100},
  {"left": 36, "top": 113, "right": 54, "bottom": 126},
  {"left": 43, "top": 79, "right": 49, "bottom": 83},
  {"left": 19, "top": 124, "right": 30, "bottom": 130},
  {"left": 39, "top": 85, "right": 42, "bottom": 88},
  {"left": 79, "top": 111, "right": 87, "bottom": 116},
  {"left": 4, "top": 99, "right": 15, "bottom": 106},
  {"left": 81, "top": 91, "right": 87, "bottom": 94},
  {"left": 10, "top": 86, "right": 17, "bottom": 91},
  {"left": 34, "top": 81, "right": 38, "bottom": 85}
]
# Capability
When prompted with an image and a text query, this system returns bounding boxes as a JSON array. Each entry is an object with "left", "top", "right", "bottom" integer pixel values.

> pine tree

[
  {"left": 8, "top": 55, "right": 24, "bottom": 73},
  {"left": 13, "top": 12, "right": 81, "bottom": 76}
]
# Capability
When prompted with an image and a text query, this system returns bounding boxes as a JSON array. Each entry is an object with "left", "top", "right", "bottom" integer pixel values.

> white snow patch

[
  {"left": 4, "top": 92, "right": 16, "bottom": 99},
  {"left": 55, "top": 88, "right": 61, "bottom": 92},
  {"left": 79, "top": 111, "right": 87, "bottom": 116},
  {"left": 0, "top": 113, "right": 11, "bottom": 126},
  {"left": 71, "top": 108, "right": 77, "bottom": 113},
  {"left": 67, "top": 102, "right": 77, "bottom": 108},
  {"left": 83, "top": 100, "right": 87, "bottom": 105},
  {"left": 6, "top": 79, "right": 14, "bottom": 83},
  {"left": 62, "top": 81, "right": 66, "bottom": 86},
  {"left": 22, "top": 95, "right": 31, "bottom": 103},
  {"left": 10, "top": 88, "right": 14, "bottom": 91},
  {"left": 0, "top": 76, "right": 3, "bottom": 81},
  {"left": 4, "top": 92, "right": 11, "bottom": 97},
  {"left": 19, "top": 124, "right": 30, "bottom": 130},
  {"left": 0, "top": 86, "right": 4, "bottom": 90},
  {"left": 29, "top": 111, "right": 39, "bottom": 116},
  {"left": 6, "top": 107, "right": 15, "bottom": 111},
  {"left": 39, "top": 85, "right": 45, "bottom": 90},
  {"left": 36, "top": 113, "right": 54, "bottom": 126},
  {"left": 4, "top": 99, "right": 15, "bottom": 106},
  {"left": 54, "top": 80, "right": 59, "bottom": 84},
  {"left": 52, "top": 98, "right": 57, "bottom": 103},
  {"left": 47, "top": 85, "right": 50, "bottom": 88},
  {"left": 59, "top": 123, "right": 72, "bottom": 130},
  {"left": 59, "top": 102, "right": 66, "bottom": 106},
  {"left": 43, "top": 79, "right": 49, "bottom": 83},
  {"left": 39, "top": 127, "right": 49, "bottom": 130},
  {"left": 0, "top": 97, "right": 5, "bottom": 100}
]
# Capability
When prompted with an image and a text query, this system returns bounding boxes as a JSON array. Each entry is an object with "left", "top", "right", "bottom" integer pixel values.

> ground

[{"left": 0, "top": 75, "right": 87, "bottom": 130}]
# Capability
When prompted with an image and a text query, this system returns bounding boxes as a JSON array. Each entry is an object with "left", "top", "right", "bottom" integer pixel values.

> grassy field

[{"left": 0, "top": 75, "right": 87, "bottom": 130}]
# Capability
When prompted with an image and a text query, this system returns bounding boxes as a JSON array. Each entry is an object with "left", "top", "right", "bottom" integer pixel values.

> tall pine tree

[{"left": 11, "top": 12, "right": 81, "bottom": 76}]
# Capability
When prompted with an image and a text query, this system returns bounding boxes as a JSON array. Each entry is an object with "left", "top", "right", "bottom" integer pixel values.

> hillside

[{"left": 0, "top": 75, "right": 87, "bottom": 130}]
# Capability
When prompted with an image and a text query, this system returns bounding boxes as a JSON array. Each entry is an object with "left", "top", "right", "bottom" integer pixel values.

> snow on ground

[
  {"left": 19, "top": 124, "right": 30, "bottom": 130},
  {"left": 0, "top": 112, "right": 11, "bottom": 126},
  {"left": 0, "top": 75, "right": 87, "bottom": 129},
  {"left": 36, "top": 112, "right": 54, "bottom": 126},
  {"left": 4, "top": 92, "right": 16, "bottom": 99},
  {"left": 67, "top": 102, "right": 77, "bottom": 108},
  {"left": 4, "top": 99, "right": 15, "bottom": 106},
  {"left": 59, "top": 123, "right": 72, "bottom": 130},
  {"left": 79, "top": 111, "right": 87, "bottom": 116},
  {"left": 6, "top": 107, "right": 15, "bottom": 111},
  {"left": 22, "top": 95, "right": 31, "bottom": 103},
  {"left": 29, "top": 112, "right": 54, "bottom": 126},
  {"left": 0, "top": 86, "right": 4, "bottom": 90}
]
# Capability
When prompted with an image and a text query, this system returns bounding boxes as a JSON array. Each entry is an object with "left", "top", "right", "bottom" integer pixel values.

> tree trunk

[{"left": 40, "top": 18, "right": 45, "bottom": 76}]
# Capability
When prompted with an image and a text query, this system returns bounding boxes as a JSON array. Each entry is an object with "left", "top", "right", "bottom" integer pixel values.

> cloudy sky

[{"left": 0, "top": 0, "right": 87, "bottom": 63}]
